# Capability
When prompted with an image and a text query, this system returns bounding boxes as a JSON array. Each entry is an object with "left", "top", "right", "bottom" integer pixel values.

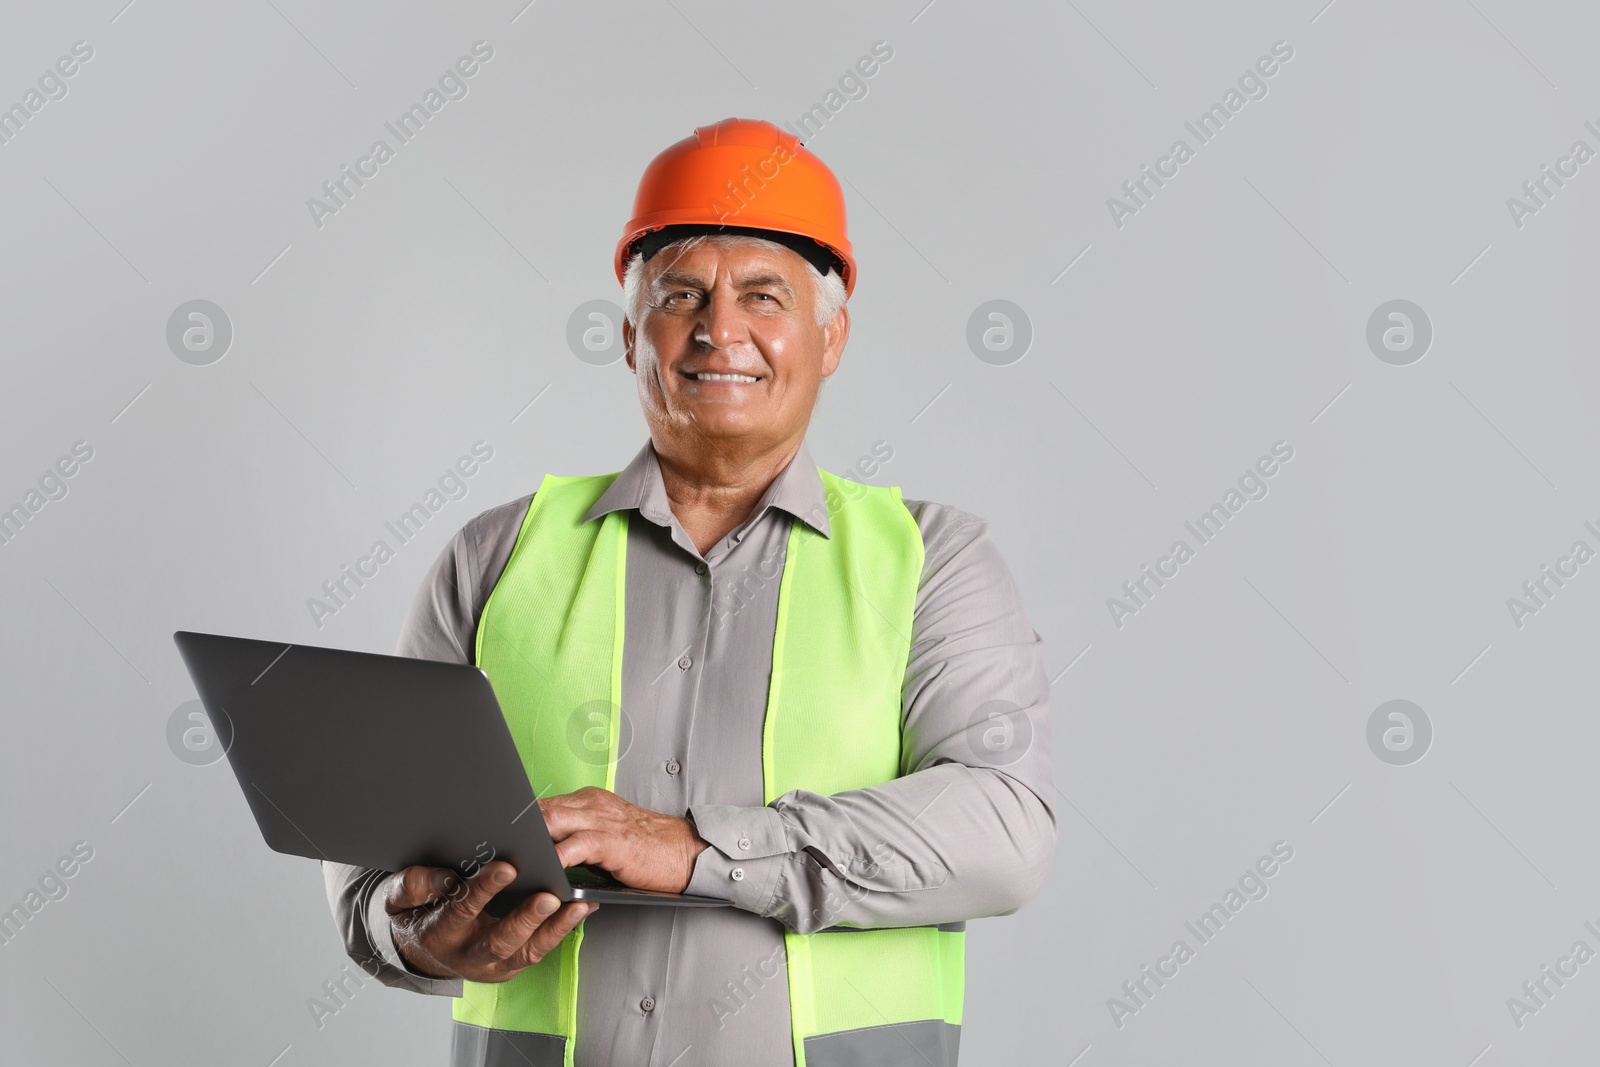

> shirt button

[
  {"left": 695, "top": 562, "right": 707, "bottom": 575},
  {"left": 730, "top": 867, "right": 745, "bottom": 882},
  {"left": 664, "top": 758, "right": 681, "bottom": 775},
  {"left": 737, "top": 837, "right": 751, "bottom": 851},
  {"left": 640, "top": 996, "right": 655, "bottom": 1013},
  {"left": 678, "top": 655, "right": 692, "bottom": 670}
]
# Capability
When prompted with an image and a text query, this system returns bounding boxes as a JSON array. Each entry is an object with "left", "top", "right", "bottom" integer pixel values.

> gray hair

[{"left": 621, "top": 234, "right": 847, "bottom": 328}]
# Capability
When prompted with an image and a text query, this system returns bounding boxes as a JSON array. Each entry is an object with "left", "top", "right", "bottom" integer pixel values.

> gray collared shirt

[{"left": 323, "top": 437, "right": 1055, "bottom": 1067}]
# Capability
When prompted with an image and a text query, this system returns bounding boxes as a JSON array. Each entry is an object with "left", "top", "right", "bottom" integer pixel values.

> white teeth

[{"left": 692, "top": 372, "right": 758, "bottom": 382}]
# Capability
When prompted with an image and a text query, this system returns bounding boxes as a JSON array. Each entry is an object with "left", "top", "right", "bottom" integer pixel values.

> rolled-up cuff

[
  {"left": 684, "top": 804, "right": 787, "bottom": 913},
  {"left": 687, "top": 803, "right": 788, "bottom": 858}
]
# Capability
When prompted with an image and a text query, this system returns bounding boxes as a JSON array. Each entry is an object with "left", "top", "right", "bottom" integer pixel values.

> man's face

[{"left": 624, "top": 239, "right": 848, "bottom": 454}]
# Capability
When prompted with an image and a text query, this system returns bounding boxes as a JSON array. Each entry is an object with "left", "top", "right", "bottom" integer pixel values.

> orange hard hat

[{"left": 615, "top": 118, "right": 857, "bottom": 297}]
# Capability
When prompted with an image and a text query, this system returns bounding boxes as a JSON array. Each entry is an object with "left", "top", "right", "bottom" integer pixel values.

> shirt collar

[{"left": 580, "top": 438, "right": 832, "bottom": 539}]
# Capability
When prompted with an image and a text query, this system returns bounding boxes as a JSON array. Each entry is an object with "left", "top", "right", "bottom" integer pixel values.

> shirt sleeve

[
  {"left": 319, "top": 495, "right": 531, "bottom": 994},
  {"left": 683, "top": 501, "right": 1057, "bottom": 933}
]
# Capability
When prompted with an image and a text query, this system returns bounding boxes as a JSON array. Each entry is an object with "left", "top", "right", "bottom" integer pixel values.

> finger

[
  {"left": 552, "top": 829, "right": 612, "bottom": 871},
  {"left": 538, "top": 793, "right": 603, "bottom": 842},
  {"left": 542, "top": 786, "right": 618, "bottom": 828},
  {"left": 384, "top": 866, "right": 456, "bottom": 914},
  {"left": 441, "top": 861, "right": 517, "bottom": 926},
  {"left": 480, "top": 891, "right": 564, "bottom": 960},
  {"left": 508, "top": 902, "right": 596, "bottom": 968}
]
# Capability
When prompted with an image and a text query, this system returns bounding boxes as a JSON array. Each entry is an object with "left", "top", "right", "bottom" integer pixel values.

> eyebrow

[
  {"left": 734, "top": 272, "right": 796, "bottom": 298},
  {"left": 652, "top": 269, "right": 796, "bottom": 300},
  {"left": 652, "top": 270, "right": 707, "bottom": 293}
]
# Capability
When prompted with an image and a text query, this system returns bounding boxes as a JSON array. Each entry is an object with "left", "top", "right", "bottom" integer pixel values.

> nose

[{"left": 693, "top": 291, "right": 747, "bottom": 351}]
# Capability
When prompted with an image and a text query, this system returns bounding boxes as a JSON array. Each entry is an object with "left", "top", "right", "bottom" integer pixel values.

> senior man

[{"left": 323, "top": 118, "right": 1055, "bottom": 1067}]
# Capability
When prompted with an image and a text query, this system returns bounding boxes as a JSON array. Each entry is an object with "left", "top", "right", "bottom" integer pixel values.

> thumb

[{"left": 384, "top": 865, "right": 455, "bottom": 914}]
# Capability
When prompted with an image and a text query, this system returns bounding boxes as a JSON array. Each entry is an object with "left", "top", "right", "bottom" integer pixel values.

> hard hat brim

[{"left": 624, "top": 224, "right": 848, "bottom": 285}]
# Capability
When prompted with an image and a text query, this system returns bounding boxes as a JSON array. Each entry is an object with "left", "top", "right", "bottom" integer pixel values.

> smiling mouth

[{"left": 682, "top": 371, "right": 761, "bottom": 383}]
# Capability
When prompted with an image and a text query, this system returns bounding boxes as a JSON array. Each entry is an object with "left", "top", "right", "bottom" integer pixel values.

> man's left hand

[{"left": 539, "top": 787, "right": 711, "bottom": 893}]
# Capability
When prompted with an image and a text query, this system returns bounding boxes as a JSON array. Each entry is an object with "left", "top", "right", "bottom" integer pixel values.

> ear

[
  {"left": 623, "top": 315, "right": 637, "bottom": 373},
  {"left": 819, "top": 304, "right": 850, "bottom": 378}
]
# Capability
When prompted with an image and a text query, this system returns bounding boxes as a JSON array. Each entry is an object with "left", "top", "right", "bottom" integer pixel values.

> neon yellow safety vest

[{"left": 453, "top": 467, "right": 965, "bottom": 1067}]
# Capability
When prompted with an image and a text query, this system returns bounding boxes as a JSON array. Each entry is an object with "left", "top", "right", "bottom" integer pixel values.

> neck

[{"left": 652, "top": 434, "right": 804, "bottom": 554}]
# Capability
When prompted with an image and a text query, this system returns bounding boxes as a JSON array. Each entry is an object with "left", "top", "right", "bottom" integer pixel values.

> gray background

[{"left": 2, "top": 0, "right": 1595, "bottom": 1064}]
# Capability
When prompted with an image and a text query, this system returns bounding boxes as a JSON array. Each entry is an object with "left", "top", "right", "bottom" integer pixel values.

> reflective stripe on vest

[{"left": 453, "top": 468, "right": 964, "bottom": 1067}]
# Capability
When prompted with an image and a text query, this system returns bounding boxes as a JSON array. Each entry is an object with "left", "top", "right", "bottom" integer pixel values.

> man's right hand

[{"left": 383, "top": 860, "right": 596, "bottom": 983}]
